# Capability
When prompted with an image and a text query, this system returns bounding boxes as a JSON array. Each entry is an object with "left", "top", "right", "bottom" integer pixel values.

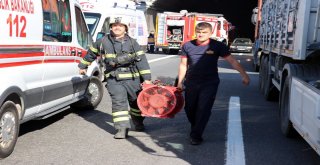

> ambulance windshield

[{"left": 84, "top": 13, "right": 101, "bottom": 36}]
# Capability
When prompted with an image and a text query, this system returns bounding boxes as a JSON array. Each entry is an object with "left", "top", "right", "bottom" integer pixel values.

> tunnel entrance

[{"left": 146, "top": 0, "right": 257, "bottom": 40}]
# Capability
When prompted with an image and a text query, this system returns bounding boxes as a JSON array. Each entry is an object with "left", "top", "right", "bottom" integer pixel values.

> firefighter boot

[
  {"left": 131, "top": 115, "right": 145, "bottom": 132},
  {"left": 114, "top": 128, "right": 128, "bottom": 139}
]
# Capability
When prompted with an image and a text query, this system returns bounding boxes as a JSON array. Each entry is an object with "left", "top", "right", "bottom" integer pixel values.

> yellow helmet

[{"left": 109, "top": 16, "right": 131, "bottom": 31}]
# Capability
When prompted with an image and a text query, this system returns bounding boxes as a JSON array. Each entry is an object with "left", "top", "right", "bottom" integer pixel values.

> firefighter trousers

[
  {"left": 106, "top": 77, "right": 144, "bottom": 129},
  {"left": 184, "top": 79, "right": 220, "bottom": 139}
]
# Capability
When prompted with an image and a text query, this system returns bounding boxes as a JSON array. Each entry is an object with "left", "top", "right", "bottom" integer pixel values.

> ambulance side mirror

[
  {"left": 96, "top": 32, "right": 106, "bottom": 40},
  {"left": 87, "top": 32, "right": 93, "bottom": 49}
]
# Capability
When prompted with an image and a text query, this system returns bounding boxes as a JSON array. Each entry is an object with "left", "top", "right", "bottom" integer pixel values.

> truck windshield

[{"left": 84, "top": 12, "right": 101, "bottom": 36}]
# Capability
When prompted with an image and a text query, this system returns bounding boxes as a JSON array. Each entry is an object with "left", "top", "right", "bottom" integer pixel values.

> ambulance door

[
  {"left": 0, "top": 0, "right": 44, "bottom": 117},
  {"left": 74, "top": 7, "right": 92, "bottom": 54},
  {"left": 83, "top": 12, "right": 101, "bottom": 38},
  {"left": 136, "top": 10, "right": 148, "bottom": 50},
  {"left": 127, "top": 14, "right": 138, "bottom": 40},
  {"left": 73, "top": 6, "right": 94, "bottom": 96},
  {"left": 41, "top": 0, "right": 76, "bottom": 111}
]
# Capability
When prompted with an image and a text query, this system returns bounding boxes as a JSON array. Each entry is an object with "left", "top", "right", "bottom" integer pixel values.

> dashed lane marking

[{"left": 225, "top": 96, "right": 246, "bottom": 165}]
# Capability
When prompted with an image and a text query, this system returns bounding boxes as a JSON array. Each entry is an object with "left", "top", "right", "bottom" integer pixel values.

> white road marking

[
  {"left": 148, "top": 55, "right": 177, "bottom": 63},
  {"left": 225, "top": 96, "right": 246, "bottom": 165}
]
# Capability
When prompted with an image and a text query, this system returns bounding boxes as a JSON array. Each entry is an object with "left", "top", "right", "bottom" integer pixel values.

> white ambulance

[
  {"left": 0, "top": 0, "right": 103, "bottom": 158},
  {"left": 79, "top": 0, "right": 149, "bottom": 50}
]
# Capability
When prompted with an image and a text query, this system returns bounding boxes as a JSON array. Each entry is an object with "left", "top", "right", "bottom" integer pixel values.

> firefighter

[
  {"left": 147, "top": 31, "right": 155, "bottom": 53},
  {"left": 78, "top": 16, "right": 152, "bottom": 139},
  {"left": 177, "top": 22, "right": 250, "bottom": 145}
]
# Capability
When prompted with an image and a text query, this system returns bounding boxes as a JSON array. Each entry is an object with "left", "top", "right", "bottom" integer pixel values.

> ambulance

[
  {"left": 0, "top": 0, "right": 103, "bottom": 158},
  {"left": 79, "top": 0, "right": 149, "bottom": 50}
]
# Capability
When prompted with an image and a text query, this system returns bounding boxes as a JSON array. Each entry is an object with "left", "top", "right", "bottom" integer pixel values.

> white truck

[{"left": 253, "top": 0, "right": 320, "bottom": 155}]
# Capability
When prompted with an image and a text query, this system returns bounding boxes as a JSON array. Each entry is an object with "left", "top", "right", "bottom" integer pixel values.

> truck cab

[
  {"left": 155, "top": 11, "right": 231, "bottom": 55},
  {"left": 156, "top": 12, "right": 186, "bottom": 54},
  {"left": 0, "top": 0, "right": 103, "bottom": 158}
]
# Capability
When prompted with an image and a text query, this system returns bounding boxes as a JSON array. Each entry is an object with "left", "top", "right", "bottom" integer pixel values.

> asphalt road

[{"left": 1, "top": 53, "right": 320, "bottom": 165}]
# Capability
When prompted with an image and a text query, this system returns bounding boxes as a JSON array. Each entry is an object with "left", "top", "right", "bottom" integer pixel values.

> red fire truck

[{"left": 155, "top": 10, "right": 231, "bottom": 54}]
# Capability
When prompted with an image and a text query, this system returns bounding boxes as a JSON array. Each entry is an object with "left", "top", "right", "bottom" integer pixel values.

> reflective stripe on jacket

[{"left": 78, "top": 34, "right": 151, "bottom": 81}]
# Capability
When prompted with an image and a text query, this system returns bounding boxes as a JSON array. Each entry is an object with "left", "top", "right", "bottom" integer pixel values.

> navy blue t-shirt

[{"left": 180, "top": 39, "right": 230, "bottom": 81}]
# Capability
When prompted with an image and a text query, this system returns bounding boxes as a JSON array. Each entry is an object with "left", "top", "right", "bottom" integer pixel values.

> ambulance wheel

[
  {"left": 72, "top": 77, "right": 103, "bottom": 110},
  {"left": 0, "top": 101, "right": 20, "bottom": 159},
  {"left": 279, "top": 77, "right": 297, "bottom": 138}
]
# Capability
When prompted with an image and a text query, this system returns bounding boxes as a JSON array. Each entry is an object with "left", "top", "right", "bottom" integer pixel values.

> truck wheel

[
  {"left": 169, "top": 49, "right": 179, "bottom": 55},
  {"left": 162, "top": 49, "right": 170, "bottom": 54},
  {"left": 262, "top": 56, "right": 278, "bottom": 101},
  {"left": 71, "top": 77, "right": 104, "bottom": 110},
  {"left": 253, "top": 63, "right": 259, "bottom": 72},
  {"left": 258, "top": 56, "right": 266, "bottom": 93},
  {"left": 252, "top": 51, "right": 260, "bottom": 72},
  {"left": 0, "top": 101, "right": 20, "bottom": 159},
  {"left": 280, "top": 77, "right": 297, "bottom": 137}
]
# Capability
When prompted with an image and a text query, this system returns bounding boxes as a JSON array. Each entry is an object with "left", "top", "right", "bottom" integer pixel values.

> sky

[{"left": 152, "top": 0, "right": 258, "bottom": 41}]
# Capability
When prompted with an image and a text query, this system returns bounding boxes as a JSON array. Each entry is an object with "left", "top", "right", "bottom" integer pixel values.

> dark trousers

[
  {"left": 184, "top": 79, "right": 220, "bottom": 139},
  {"left": 106, "top": 78, "right": 144, "bottom": 129},
  {"left": 148, "top": 44, "right": 155, "bottom": 53}
]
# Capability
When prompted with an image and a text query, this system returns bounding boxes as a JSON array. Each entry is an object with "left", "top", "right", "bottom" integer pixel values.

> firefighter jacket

[{"left": 78, "top": 34, "right": 151, "bottom": 81}]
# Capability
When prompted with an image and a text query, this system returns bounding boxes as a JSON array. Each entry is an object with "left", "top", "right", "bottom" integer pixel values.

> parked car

[{"left": 229, "top": 38, "right": 253, "bottom": 53}]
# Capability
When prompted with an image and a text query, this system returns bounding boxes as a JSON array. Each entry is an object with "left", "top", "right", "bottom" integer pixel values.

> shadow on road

[
  {"left": 125, "top": 109, "right": 228, "bottom": 164},
  {"left": 20, "top": 107, "right": 116, "bottom": 137},
  {"left": 19, "top": 109, "right": 73, "bottom": 136},
  {"left": 73, "top": 108, "right": 116, "bottom": 135}
]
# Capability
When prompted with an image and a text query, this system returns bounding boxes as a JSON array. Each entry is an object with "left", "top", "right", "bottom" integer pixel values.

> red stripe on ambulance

[
  {"left": 0, "top": 52, "right": 44, "bottom": 58},
  {"left": 0, "top": 60, "right": 43, "bottom": 68}
]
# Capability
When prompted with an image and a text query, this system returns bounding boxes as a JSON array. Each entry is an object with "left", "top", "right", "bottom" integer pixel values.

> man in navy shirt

[{"left": 177, "top": 22, "right": 250, "bottom": 145}]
